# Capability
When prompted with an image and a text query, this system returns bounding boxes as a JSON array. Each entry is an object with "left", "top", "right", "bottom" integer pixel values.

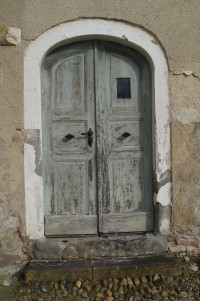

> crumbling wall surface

[
  {"left": 0, "top": 42, "right": 26, "bottom": 264},
  {"left": 0, "top": 0, "right": 200, "bottom": 265},
  {"left": 169, "top": 73, "right": 200, "bottom": 253}
]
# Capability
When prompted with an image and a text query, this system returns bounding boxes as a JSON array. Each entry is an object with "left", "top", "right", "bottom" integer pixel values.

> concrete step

[{"left": 25, "top": 254, "right": 183, "bottom": 282}]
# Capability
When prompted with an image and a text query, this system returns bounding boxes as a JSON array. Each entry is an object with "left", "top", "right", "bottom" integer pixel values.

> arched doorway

[
  {"left": 41, "top": 40, "right": 153, "bottom": 236},
  {"left": 24, "top": 19, "right": 170, "bottom": 240}
]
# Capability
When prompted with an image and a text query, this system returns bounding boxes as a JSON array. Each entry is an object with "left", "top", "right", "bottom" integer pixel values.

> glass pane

[{"left": 117, "top": 78, "right": 131, "bottom": 98}]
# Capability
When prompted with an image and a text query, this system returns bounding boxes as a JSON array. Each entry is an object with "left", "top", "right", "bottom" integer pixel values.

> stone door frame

[{"left": 24, "top": 19, "right": 171, "bottom": 239}]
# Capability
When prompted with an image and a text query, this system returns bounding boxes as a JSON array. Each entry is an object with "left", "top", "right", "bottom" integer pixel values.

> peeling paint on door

[{"left": 41, "top": 40, "right": 154, "bottom": 236}]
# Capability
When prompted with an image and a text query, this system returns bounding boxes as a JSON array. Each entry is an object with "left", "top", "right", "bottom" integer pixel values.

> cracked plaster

[{"left": 173, "top": 70, "right": 200, "bottom": 80}]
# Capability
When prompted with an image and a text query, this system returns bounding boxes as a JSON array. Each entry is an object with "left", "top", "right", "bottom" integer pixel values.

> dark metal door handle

[{"left": 81, "top": 128, "right": 93, "bottom": 147}]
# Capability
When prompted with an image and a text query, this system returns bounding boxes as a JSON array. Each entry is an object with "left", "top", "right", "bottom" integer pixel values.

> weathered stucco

[
  {"left": 170, "top": 74, "right": 200, "bottom": 236},
  {"left": 0, "top": 0, "right": 200, "bottom": 265}
]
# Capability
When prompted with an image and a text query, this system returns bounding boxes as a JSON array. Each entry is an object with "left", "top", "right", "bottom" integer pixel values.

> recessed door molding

[{"left": 24, "top": 19, "right": 171, "bottom": 239}]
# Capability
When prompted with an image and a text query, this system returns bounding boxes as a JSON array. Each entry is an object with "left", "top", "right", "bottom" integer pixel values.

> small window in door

[{"left": 117, "top": 78, "right": 131, "bottom": 98}]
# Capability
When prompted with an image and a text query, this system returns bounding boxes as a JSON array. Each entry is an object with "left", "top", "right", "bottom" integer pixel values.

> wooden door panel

[
  {"left": 96, "top": 41, "right": 153, "bottom": 233},
  {"left": 53, "top": 161, "right": 89, "bottom": 215},
  {"left": 52, "top": 53, "right": 85, "bottom": 113},
  {"left": 110, "top": 54, "right": 140, "bottom": 112},
  {"left": 52, "top": 121, "right": 87, "bottom": 153},
  {"left": 108, "top": 119, "right": 142, "bottom": 151},
  {"left": 107, "top": 158, "right": 143, "bottom": 214},
  {"left": 102, "top": 212, "right": 154, "bottom": 233},
  {"left": 42, "top": 41, "right": 97, "bottom": 236},
  {"left": 45, "top": 215, "right": 97, "bottom": 236}
]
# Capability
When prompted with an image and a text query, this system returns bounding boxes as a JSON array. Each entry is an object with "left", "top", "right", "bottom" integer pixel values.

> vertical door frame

[{"left": 24, "top": 19, "right": 171, "bottom": 239}]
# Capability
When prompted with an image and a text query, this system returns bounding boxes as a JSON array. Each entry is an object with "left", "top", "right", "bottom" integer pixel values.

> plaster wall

[{"left": 0, "top": 0, "right": 200, "bottom": 263}]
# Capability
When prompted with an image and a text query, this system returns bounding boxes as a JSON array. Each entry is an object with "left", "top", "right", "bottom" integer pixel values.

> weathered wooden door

[{"left": 41, "top": 40, "right": 153, "bottom": 236}]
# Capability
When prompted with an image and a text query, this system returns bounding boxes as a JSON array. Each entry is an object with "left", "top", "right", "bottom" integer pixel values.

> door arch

[
  {"left": 41, "top": 40, "right": 153, "bottom": 236},
  {"left": 24, "top": 19, "right": 171, "bottom": 239}
]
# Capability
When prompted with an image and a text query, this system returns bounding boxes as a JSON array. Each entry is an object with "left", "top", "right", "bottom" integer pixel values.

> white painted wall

[{"left": 24, "top": 19, "right": 170, "bottom": 238}]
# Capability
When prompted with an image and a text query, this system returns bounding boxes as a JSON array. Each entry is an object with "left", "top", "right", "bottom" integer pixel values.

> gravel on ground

[{"left": 10, "top": 267, "right": 200, "bottom": 301}]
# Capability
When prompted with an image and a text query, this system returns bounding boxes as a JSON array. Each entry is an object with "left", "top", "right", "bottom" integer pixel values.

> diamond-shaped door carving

[
  {"left": 117, "top": 132, "right": 131, "bottom": 141},
  {"left": 62, "top": 134, "right": 75, "bottom": 143}
]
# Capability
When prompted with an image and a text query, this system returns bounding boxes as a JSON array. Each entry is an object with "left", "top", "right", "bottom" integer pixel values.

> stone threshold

[
  {"left": 33, "top": 234, "right": 169, "bottom": 260},
  {"left": 25, "top": 254, "right": 183, "bottom": 282}
]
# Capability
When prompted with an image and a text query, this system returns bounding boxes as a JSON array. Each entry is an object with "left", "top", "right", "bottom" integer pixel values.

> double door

[{"left": 41, "top": 40, "right": 153, "bottom": 236}]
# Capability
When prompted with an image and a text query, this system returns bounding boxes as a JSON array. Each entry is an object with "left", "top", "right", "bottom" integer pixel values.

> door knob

[{"left": 81, "top": 128, "right": 93, "bottom": 147}]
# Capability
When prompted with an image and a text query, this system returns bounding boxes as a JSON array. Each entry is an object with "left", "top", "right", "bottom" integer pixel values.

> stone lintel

[{"left": 0, "top": 27, "right": 21, "bottom": 45}]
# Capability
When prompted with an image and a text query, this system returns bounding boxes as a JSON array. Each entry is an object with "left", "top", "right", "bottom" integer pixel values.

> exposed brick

[{"left": 177, "top": 239, "right": 198, "bottom": 247}]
